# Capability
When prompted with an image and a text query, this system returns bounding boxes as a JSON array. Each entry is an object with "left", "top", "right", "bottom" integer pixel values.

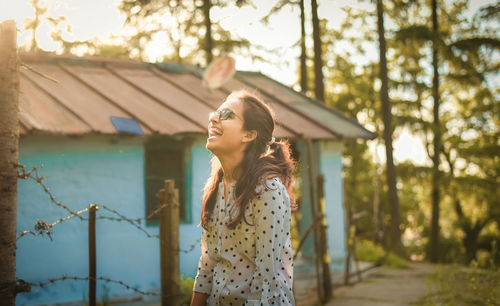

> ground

[
  {"left": 296, "top": 262, "right": 436, "bottom": 306},
  {"left": 91, "top": 261, "right": 500, "bottom": 305}
]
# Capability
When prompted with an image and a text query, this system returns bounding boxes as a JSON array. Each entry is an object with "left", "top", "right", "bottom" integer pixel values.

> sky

[{"left": 0, "top": 0, "right": 496, "bottom": 166}]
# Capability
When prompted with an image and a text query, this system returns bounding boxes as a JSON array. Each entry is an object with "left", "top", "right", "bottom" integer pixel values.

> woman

[{"left": 191, "top": 90, "right": 296, "bottom": 305}]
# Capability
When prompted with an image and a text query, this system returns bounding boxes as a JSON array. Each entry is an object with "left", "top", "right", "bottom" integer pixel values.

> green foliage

[
  {"left": 417, "top": 264, "right": 500, "bottom": 305},
  {"left": 432, "top": 234, "right": 465, "bottom": 264},
  {"left": 355, "top": 239, "right": 410, "bottom": 269},
  {"left": 325, "top": 0, "right": 499, "bottom": 266},
  {"left": 384, "top": 252, "right": 410, "bottom": 269},
  {"left": 477, "top": 236, "right": 500, "bottom": 269},
  {"left": 356, "top": 239, "right": 386, "bottom": 264},
  {"left": 117, "top": 0, "right": 251, "bottom": 64},
  {"left": 180, "top": 274, "right": 195, "bottom": 305},
  {"left": 22, "top": 0, "right": 71, "bottom": 51}
]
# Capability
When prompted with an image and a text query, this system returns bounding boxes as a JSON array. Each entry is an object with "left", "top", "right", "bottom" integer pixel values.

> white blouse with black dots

[{"left": 193, "top": 177, "right": 295, "bottom": 305}]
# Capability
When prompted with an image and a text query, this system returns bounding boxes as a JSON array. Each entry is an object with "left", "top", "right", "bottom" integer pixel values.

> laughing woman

[{"left": 191, "top": 90, "right": 296, "bottom": 306}]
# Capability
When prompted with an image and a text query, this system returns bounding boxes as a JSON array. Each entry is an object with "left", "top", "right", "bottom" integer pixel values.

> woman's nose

[{"left": 209, "top": 111, "right": 219, "bottom": 123}]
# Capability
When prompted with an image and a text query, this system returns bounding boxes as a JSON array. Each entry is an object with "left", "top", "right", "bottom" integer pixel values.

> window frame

[{"left": 143, "top": 136, "right": 192, "bottom": 225}]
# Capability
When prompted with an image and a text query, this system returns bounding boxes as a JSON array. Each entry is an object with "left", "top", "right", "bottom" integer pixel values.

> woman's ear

[{"left": 242, "top": 130, "right": 257, "bottom": 143}]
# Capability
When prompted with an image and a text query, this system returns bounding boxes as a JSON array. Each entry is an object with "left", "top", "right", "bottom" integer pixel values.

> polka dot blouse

[{"left": 193, "top": 177, "right": 295, "bottom": 305}]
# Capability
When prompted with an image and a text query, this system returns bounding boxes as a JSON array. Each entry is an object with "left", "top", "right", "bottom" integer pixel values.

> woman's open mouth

[{"left": 208, "top": 127, "right": 223, "bottom": 139}]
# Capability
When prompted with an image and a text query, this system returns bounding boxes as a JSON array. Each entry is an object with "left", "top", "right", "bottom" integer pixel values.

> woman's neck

[{"left": 218, "top": 150, "right": 244, "bottom": 185}]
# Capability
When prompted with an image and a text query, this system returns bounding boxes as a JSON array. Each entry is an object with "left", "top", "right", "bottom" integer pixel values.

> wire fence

[
  {"left": 13, "top": 162, "right": 330, "bottom": 304},
  {"left": 13, "top": 163, "right": 197, "bottom": 302}
]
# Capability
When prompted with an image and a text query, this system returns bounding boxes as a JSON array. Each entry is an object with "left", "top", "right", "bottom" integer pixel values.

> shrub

[
  {"left": 355, "top": 238, "right": 409, "bottom": 268},
  {"left": 180, "top": 274, "right": 195, "bottom": 305}
]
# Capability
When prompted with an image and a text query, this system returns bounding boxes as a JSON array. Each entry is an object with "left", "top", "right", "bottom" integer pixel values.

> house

[{"left": 15, "top": 52, "right": 375, "bottom": 304}]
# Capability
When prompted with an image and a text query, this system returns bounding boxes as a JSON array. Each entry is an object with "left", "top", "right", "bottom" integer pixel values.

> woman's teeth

[{"left": 209, "top": 128, "right": 222, "bottom": 136}]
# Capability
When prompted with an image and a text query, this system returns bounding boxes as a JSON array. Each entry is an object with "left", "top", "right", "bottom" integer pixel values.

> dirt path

[{"left": 323, "top": 263, "right": 435, "bottom": 306}]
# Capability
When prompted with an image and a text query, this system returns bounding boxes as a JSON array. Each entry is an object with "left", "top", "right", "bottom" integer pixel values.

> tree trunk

[
  {"left": 203, "top": 0, "right": 213, "bottom": 66},
  {"left": 0, "top": 20, "right": 20, "bottom": 305},
  {"left": 30, "top": 4, "right": 40, "bottom": 52},
  {"left": 299, "top": 0, "right": 307, "bottom": 93},
  {"left": 463, "top": 225, "right": 481, "bottom": 264},
  {"left": 373, "top": 165, "right": 382, "bottom": 243},
  {"left": 429, "top": 0, "right": 441, "bottom": 263},
  {"left": 454, "top": 198, "right": 486, "bottom": 264},
  {"left": 311, "top": 0, "right": 324, "bottom": 102},
  {"left": 376, "top": 0, "right": 403, "bottom": 256}
]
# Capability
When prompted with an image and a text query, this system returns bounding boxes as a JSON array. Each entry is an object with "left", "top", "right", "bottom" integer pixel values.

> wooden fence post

[
  {"left": 316, "top": 174, "right": 332, "bottom": 299},
  {"left": 0, "top": 19, "right": 19, "bottom": 305},
  {"left": 88, "top": 204, "right": 97, "bottom": 306},
  {"left": 305, "top": 139, "right": 324, "bottom": 302},
  {"left": 160, "top": 180, "right": 180, "bottom": 306},
  {"left": 343, "top": 185, "right": 351, "bottom": 285}
]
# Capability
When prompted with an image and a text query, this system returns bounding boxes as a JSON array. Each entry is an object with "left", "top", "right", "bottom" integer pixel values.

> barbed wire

[
  {"left": 17, "top": 206, "right": 91, "bottom": 241},
  {"left": 17, "top": 163, "right": 85, "bottom": 221},
  {"left": 27, "top": 275, "right": 160, "bottom": 296},
  {"left": 145, "top": 202, "right": 171, "bottom": 220},
  {"left": 16, "top": 163, "right": 200, "bottom": 252},
  {"left": 13, "top": 163, "right": 202, "bottom": 302},
  {"left": 92, "top": 204, "right": 201, "bottom": 253},
  {"left": 98, "top": 203, "right": 158, "bottom": 238},
  {"left": 180, "top": 238, "right": 201, "bottom": 254}
]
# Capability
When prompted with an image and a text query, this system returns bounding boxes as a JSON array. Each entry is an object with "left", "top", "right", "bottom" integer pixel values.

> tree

[
  {"left": 322, "top": 0, "right": 498, "bottom": 264},
  {"left": 390, "top": 0, "right": 499, "bottom": 263},
  {"left": 429, "top": 0, "right": 442, "bottom": 263},
  {"left": 22, "top": 0, "right": 70, "bottom": 52},
  {"left": 118, "top": 0, "right": 250, "bottom": 64},
  {"left": 311, "top": 0, "right": 324, "bottom": 101},
  {"left": 439, "top": 3, "right": 500, "bottom": 261},
  {"left": 0, "top": 20, "right": 20, "bottom": 305},
  {"left": 203, "top": 0, "right": 213, "bottom": 64},
  {"left": 299, "top": 0, "right": 307, "bottom": 93},
  {"left": 376, "top": 0, "right": 403, "bottom": 255},
  {"left": 260, "top": 0, "right": 308, "bottom": 93}
]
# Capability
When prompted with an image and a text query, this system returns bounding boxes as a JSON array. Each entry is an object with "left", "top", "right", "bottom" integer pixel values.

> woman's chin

[{"left": 206, "top": 139, "right": 217, "bottom": 152}]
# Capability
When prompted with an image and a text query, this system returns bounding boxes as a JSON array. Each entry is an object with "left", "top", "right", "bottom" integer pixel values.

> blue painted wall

[
  {"left": 294, "top": 140, "right": 346, "bottom": 272},
  {"left": 179, "top": 139, "right": 211, "bottom": 277},
  {"left": 295, "top": 140, "right": 320, "bottom": 263},
  {"left": 319, "top": 141, "right": 346, "bottom": 271},
  {"left": 15, "top": 135, "right": 344, "bottom": 304},
  {"left": 16, "top": 135, "right": 210, "bottom": 305}
]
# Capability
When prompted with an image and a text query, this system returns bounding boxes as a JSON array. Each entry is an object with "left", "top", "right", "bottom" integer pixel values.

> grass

[{"left": 417, "top": 264, "right": 500, "bottom": 305}]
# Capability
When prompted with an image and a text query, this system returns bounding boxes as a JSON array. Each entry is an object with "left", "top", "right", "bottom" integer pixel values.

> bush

[
  {"left": 180, "top": 274, "right": 195, "bottom": 305},
  {"left": 384, "top": 252, "right": 410, "bottom": 269},
  {"left": 355, "top": 238, "right": 409, "bottom": 268},
  {"left": 355, "top": 239, "right": 385, "bottom": 264}
]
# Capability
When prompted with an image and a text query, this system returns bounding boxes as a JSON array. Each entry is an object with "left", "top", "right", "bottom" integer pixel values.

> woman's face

[{"left": 206, "top": 97, "right": 253, "bottom": 156}]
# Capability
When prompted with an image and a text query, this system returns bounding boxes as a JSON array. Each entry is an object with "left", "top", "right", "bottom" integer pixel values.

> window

[{"left": 144, "top": 137, "right": 189, "bottom": 224}]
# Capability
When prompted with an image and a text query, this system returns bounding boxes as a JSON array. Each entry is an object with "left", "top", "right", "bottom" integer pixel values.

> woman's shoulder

[
  {"left": 255, "top": 176, "right": 283, "bottom": 190},
  {"left": 251, "top": 177, "right": 291, "bottom": 216},
  {"left": 254, "top": 176, "right": 287, "bottom": 198}
]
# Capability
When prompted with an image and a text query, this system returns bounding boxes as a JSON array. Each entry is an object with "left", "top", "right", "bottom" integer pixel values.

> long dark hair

[{"left": 201, "top": 90, "right": 296, "bottom": 230}]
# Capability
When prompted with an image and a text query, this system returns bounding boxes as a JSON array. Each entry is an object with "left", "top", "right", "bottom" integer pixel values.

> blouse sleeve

[
  {"left": 247, "top": 178, "right": 290, "bottom": 305},
  {"left": 193, "top": 227, "right": 215, "bottom": 295}
]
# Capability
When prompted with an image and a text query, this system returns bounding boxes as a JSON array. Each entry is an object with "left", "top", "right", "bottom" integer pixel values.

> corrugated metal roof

[
  {"left": 18, "top": 52, "right": 375, "bottom": 140},
  {"left": 233, "top": 72, "right": 377, "bottom": 140}
]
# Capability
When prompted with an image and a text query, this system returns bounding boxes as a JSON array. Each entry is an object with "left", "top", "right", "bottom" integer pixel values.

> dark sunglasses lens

[{"left": 220, "top": 109, "right": 233, "bottom": 120}]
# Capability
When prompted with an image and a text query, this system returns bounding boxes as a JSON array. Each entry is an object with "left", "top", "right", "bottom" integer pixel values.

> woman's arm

[
  {"left": 247, "top": 178, "right": 291, "bottom": 304},
  {"left": 190, "top": 291, "right": 209, "bottom": 306},
  {"left": 192, "top": 228, "right": 215, "bottom": 302}
]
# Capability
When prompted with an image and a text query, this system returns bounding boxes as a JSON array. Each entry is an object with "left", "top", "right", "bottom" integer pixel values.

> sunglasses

[{"left": 210, "top": 108, "right": 242, "bottom": 121}]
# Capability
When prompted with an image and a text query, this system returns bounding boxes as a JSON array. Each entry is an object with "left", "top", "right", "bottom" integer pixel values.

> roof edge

[
  {"left": 19, "top": 52, "right": 150, "bottom": 69},
  {"left": 237, "top": 71, "right": 378, "bottom": 140}
]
